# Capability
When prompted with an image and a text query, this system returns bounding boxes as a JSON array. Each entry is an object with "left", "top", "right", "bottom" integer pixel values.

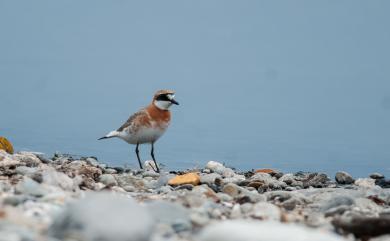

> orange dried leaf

[
  {"left": 0, "top": 137, "right": 14, "bottom": 154},
  {"left": 168, "top": 172, "right": 200, "bottom": 186}
]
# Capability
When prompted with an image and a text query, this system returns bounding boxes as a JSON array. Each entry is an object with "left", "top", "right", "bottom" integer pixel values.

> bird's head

[{"left": 153, "top": 90, "right": 179, "bottom": 110}]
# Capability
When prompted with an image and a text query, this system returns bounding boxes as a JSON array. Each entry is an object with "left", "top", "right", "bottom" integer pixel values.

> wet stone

[
  {"left": 200, "top": 173, "right": 221, "bottom": 186},
  {"left": 99, "top": 174, "right": 118, "bottom": 187},
  {"left": 302, "top": 173, "right": 330, "bottom": 188},
  {"left": 370, "top": 173, "right": 385, "bottom": 180},
  {"left": 335, "top": 171, "right": 355, "bottom": 185}
]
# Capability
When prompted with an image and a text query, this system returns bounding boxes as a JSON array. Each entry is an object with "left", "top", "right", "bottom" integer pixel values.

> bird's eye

[{"left": 156, "top": 94, "right": 170, "bottom": 101}]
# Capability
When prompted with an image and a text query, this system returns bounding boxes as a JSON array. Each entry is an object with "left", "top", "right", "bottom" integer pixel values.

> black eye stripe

[{"left": 156, "top": 94, "right": 170, "bottom": 101}]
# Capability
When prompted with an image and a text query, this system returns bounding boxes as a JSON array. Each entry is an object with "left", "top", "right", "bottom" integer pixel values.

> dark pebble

[
  {"left": 175, "top": 184, "right": 193, "bottom": 191},
  {"left": 375, "top": 179, "right": 390, "bottom": 188}
]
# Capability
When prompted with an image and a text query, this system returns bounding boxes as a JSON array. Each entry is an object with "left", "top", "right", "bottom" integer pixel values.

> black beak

[{"left": 170, "top": 99, "right": 179, "bottom": 105}]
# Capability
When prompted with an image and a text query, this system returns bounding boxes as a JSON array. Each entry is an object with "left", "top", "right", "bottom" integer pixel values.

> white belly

[{"left": 118, "top": 127, "right": 166, "bottom": 144}]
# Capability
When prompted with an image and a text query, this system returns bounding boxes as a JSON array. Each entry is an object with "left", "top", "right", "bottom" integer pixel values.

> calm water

[{"left": 1, "top": 1, "right": 390, "bottom": 177}]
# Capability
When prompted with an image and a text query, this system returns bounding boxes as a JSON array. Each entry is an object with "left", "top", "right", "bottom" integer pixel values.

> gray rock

[
  {"left": 216, "top": 193, "right": 233, "bottom": 202},
  {"left": 0, "top": 225, "right": 38, "bottom": 241},
  {"left": 42, "top": 169, "right": 79, "bottom": 192},
  {"left": 15, "top": 166, "right": 38, "bottom": 176},
  {"left": 249, "top": 173, "right": 287, "bottom": 190},
  {"left": 332, "top": 215, "right": 390, "bottom": 240},
  {"left": 222, "top": 183, "right": 242, "bottom": 197},
  {"left": 122, "top": 185, "right": 136, "bottom": 192},
  {"left": 370, "top": 173, "right": 385, "bottom": 180},
  {"left": 371, "top": 235, "right": 390, "bottom": 241},
  {"left": 50, "top": 192, "right": 154, "bottom": 241},
  {"left": 98, "top": 163, "right": 107, "bottom": 169},
  {"left": 200, "top": 173, "right": 222, "bottom": 185},
  {"left": 304, "top": 212, "right": 329, "bottom": 228},
  {"left": 229, "top": 204, "right": 242, "bottom": 218},
  {"left": 190, "top": 211, "right": 210, "bottom": 226},
  {"left": 302, "top": 173, "right": 330, "bottom": 188},
  {"left": 266, "top": 191, "right": 293, "bottom": 202},
  {"left": 266, "top": 191, "right": 307, "bottom": 210},
  {"left": 142, "top": 170, "right": 160, "bottom": 178},
  {"left": 198, "top": 220, "right": 347, "bottom": 241},
  {"left": 205, "top": 161, "right": 238, "bottom": 180},
  {"left": 181, "top": 190, "right": 210, "bottom": 208},
  {"left": 85, "top": 157, "right": 100, "bottom": 167},
  {"left": 236, "top": 189, "right": 266, "bottom": 203},
  {"left": 221, "top": 167, "right": 235, "bottom": 178},
  {"left": 285, "top": 186, "right": 298, "bottom": 191},
  {"left": 375, "top": 179, "right": 390, "bottom": 188},
  {"left": 325, "top": 205, "right": 350, "bottom": 217},
  {"left": 52, "top": 156, "right": 70, "bottom": 165},
  {"left": 15, "top": 177, "right": 48, "bottom": 197},
  {"left": 205, "top": 161, "right": 225, "bottom": 172},
  {"left": 320, "top": 195, "right": 355, "bottom": 212},
  {"left": 355, "top": 178, "right": 376, "bottom": 188},
  {"left": 156, "top": 173, "right": 175, "bottom": 187},
  {"left": 112, "top": 166, "right": 125, "bottom": 173},
  {"left": 157, "top": 185, "right": 173, "bottom": 193},
  {"left": 0, "top": 153, "right": 21, "bottom": 169},
  {"left": 354, "top": 197, "right": 383, "bottom": 214},
  {"left": 274, "top": 172, "right": 284, "bottom": 179},
  {"left": 281, "top": 197, "right": 304, "bottom": 210},
  {"left": 14, "top": 152, "right": 42, "bottom": 167},
  {"left": 240, "top": 203, "right": 253, "bottom": 214},
  {"left": 0, "top": 180, "right": 11, "bottom": 192},
  {"left": 103, "top": 168, "right": 117, "bottom": 174},
  {"left": 279, "top": 174, "right": 296, "bottom": 185},
  {"left": 249, "top": 202, "right": 281, "bottom": 221},
  {"left": 115, "top": 174, "right": 145, "bottom": 190},
  {"left": 174, "top": 184, "right": 194, "bottom": 191},
  {"left": 222, "top": 174, "right": 246, "bottom": 184},
  {"left": 146, "top": 200, "right": 191, "bottom": 232},
  {"left": 221, "top": 182, "right": 265, "bottom": 203},
  {"left": 335, "top": 171, "right": 354, "bottom": 184},
  {"left": 35, "top": 154, "right": 51, "bottom": 164},
  {"left": 3, "top": 195, "right": 28, "bottom": 206},
  {"left": 99, "top": 174, "right": 118, "bottom": 187}
]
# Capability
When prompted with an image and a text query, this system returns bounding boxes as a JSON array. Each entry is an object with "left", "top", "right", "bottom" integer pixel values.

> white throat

[{"left": 154, "top": 100, "right": 172, "bottom": 110}]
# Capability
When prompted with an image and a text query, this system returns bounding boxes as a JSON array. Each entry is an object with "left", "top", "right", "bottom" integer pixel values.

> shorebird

[{"left": 98, "top": 90, "right": 179, "bottom": 172}]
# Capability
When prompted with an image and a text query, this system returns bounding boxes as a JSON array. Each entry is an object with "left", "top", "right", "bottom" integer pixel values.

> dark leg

[
  {"left": 151, "top": 142, "right": 160, "bottom": 173},
  {"left": 135, "top": 143, "right": 143, "bottom": 169}
]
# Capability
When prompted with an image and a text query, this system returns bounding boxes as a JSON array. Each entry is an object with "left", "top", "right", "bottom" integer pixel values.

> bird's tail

[{"left": 98, "top": 130, "right": 119, "bottom": 140}]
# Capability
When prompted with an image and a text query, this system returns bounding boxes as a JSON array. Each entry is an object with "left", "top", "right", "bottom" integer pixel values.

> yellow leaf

[{"left": 0, "top": 137, "right": 14, "bottom": 154}]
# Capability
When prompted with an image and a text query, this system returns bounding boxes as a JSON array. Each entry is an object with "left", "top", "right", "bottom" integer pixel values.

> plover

[{"left": 98, "top": 90, "right": 179, "bottom": 172}]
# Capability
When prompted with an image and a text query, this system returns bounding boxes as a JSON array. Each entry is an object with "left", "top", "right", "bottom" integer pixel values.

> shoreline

[{"left": 1, "top": 150, "right": 390, "bottom": 241}]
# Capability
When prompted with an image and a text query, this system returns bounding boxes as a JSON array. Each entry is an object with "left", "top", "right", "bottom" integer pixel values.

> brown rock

[
  {"left": 247, "top": 181, "right": 265, "bottom": 189},
  {"left": 0, "top": 137, "right": 14, "bottom": 154},
  {"left": 222, "top": 183, "right": 241, "bottom": 197},
  {"left": 14, "top": 152, "right": 42, "bottom": 167},
  {"left": 332, "top": 216, "right": 390, "bottom": 240},
  {"left": 255, "top": 169, "right": 276, "bottom": 174},
  {"left": 168, "top": 172, "right": 200, "bottom": 186},
  {"left": 78, "top": 165, "right": 102, "bottom": 180},
  {"left": 205, "top": 188, "right": 220, "bottom": 202}
]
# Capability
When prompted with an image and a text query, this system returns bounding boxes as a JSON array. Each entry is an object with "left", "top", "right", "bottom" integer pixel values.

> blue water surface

[{"left": 1, "top": 1, "right": 389, "bottom": 177}]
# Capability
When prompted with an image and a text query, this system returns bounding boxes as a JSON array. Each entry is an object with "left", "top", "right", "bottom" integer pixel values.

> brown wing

[{"left": 117, "top": 108, "right": 149, "bottom": 132}]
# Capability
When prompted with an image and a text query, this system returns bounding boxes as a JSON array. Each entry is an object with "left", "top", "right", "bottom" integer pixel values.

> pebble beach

[{"left": 1, "top": 150, "right": 390, "bottom": 241}]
